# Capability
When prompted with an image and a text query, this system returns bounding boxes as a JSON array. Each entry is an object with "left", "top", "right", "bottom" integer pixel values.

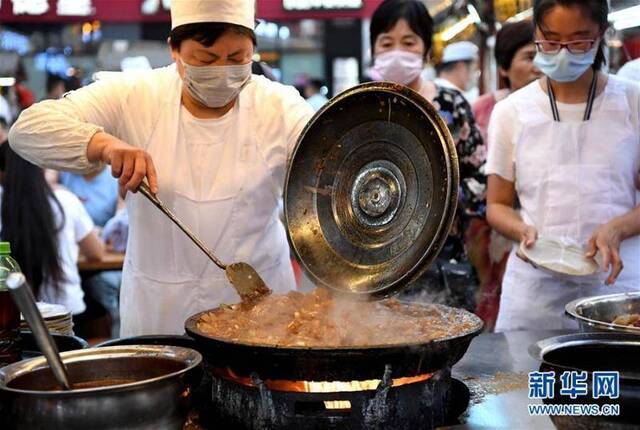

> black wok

[{"left": 185, "top": 303, "right": 482, "bottom": 381}]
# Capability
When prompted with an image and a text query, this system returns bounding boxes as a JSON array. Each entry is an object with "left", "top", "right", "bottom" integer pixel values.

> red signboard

[
  {"left": 0, "top": 0, "right": 383, "bottom": 23},
  {"left": 0, "top": 0, "right": 168, "bottom": 23}
]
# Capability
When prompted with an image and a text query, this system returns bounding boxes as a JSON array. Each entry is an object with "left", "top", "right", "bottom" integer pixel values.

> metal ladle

[
  {"left": 137, "top": 183, "right": 271, "bottom": 302},
  {"left": 6, "top": 272, "right": 73, "bottom": 390}
]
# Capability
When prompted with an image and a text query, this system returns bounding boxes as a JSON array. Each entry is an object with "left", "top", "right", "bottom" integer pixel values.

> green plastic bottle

[{"left": 0, "top": 242, "right": 22, "bottom": 366}]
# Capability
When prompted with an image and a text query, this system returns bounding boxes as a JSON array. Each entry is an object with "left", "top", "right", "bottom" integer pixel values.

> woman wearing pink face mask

[{"left": 369, "top": 0, "right": 485, "bottom": 311}]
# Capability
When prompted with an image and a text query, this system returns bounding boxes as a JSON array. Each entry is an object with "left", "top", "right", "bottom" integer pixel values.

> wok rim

[{"left": 184, "top": 302, "right": 484, "bottom": 352}]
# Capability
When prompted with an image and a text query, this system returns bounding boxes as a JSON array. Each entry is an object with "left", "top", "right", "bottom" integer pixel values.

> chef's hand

[
  {"left": 88, "top": 132, "right": 158, "bottom": 194},
  {"left": 515, "top": 224, "right": 538, "bottom": 263},
  {"left": 586, "top": 222, "right": 624, "bottom": 285}
]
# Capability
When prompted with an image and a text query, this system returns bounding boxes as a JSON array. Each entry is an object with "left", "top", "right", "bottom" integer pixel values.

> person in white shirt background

[
  {"left": 0, "top": 96, "right": 11, "bottom": 137},
  {"left": 486, "top": 0, "right": 640, "bottom": 331},
  {"left": 9, "top": 0, "right": 314, "bottom": 336},
  {"left": 304, "top": 79, "right": 329, "bottom": 112},
  {"left": 435, "top": 41, "right": 481, "bottom": 103},
  {"left": 0, "top": 143, "right": 104, "bottom": 316},
  {"left": 617, "top": 57, "right": 640, "bottom": 83}
]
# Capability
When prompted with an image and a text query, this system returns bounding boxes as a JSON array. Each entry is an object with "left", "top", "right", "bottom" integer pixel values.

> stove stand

[{"left": 198, "top": 365, "right": 469, "bottom": 430}]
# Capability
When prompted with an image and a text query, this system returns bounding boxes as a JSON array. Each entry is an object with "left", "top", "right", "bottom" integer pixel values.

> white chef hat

[
  {"left": 171, "top": 0, "right": 255, "bottom": 31},
  {"left": 441, "top": 41, "right": 479, "bottom": 63}
]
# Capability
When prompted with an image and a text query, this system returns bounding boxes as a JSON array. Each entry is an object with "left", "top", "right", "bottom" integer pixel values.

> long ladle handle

[
  {"left": 6, "top": 273, "right": 72, "bottom": 391},
  {"left": 137, "top": 182, "right": 227, "bottom": 270}
]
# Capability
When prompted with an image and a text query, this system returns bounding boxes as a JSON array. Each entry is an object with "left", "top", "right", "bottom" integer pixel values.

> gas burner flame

[{"left": 213, "top": 367, "right": 433, "bottom": 393}]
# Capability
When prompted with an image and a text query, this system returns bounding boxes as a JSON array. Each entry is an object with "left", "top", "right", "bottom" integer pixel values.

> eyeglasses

[{"left": 534, "top": 39, "right": 599, "bottom": 54}]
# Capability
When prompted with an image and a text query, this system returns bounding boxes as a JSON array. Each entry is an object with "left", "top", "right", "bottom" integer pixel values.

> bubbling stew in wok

[{"left": 196, "top": 288, "right": 480, "bottom": 347}]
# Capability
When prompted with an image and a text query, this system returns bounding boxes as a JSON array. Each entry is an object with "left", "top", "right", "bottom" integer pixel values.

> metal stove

[{"left": 191, "top": 365, "right": 470, "bottom": 430}]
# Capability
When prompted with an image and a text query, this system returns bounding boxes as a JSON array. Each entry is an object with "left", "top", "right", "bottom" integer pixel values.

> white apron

[
  {"left": 495, "top": 76, "right": 640, "bottom": 331},
  {"left": 119, "top": 78, "right": 295, "bottom": 336}
]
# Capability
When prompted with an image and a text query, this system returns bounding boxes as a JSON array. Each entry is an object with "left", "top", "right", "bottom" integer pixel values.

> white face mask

[
  {"left": 180, "top": 59, "right": 252, "bottom": 108},
  {"left": 372, "top": 50, "right": 424, "bottom": 85}
]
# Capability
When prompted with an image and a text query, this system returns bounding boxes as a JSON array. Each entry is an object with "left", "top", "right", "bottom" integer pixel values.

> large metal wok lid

[{"left": 284, "top": 82, "right": 458, "bottom": 297}]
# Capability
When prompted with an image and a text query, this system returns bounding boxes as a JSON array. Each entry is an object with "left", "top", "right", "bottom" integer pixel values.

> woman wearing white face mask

[
  {"left": 368, "top": 0, "right": 485, "bottom": 311},
  {"left": 8, "top": 0, "right": 314, "bottom": 336},
  {"left": 487, "top": 0, "right": 640, "bottom": 331}
]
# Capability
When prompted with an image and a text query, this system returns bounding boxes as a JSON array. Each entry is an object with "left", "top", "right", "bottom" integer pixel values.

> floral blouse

[{"left": 431, "top": 85, "right": 486, "bottom": 260}]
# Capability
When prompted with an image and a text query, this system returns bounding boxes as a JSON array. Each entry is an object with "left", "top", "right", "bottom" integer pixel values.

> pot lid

[{"left": 284, "top": 82, "right": 459, "bottom": 297}]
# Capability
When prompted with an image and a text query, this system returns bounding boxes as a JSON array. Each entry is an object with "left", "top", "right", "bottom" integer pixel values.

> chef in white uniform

[
  {"left": 8, "top": 0, "right": 314, "bottom": 336},
  {"left": 486, "top": 0, "right": 640, "bottom": 331}
]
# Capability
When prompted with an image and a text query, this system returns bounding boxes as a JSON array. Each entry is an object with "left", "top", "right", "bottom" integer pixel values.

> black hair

[
  {"left": 370, "top": 0, "right": 434, "bottom": 59},
  {"left": 65, "top": 76, "right": 82, "bottom": 92},
  {"left": 46, "top": 73, "right": 66, "bottom": 95},
  {"left": 307, "top": 79, "right": 325, "bottom": 91},
  {"left": 533, "top": 0, "right": 608, "bottom": 70},
  {"left": 495, "top": 20, "right": 535, "bottom": 71},
  {"left": 15, "top": 60, "right": 27, "bottom": 83},
  {"left": 169, "top": 22, "right": 256, "bottom": 50},
  {"left": 252, "top": 61, "right": 278, "bottom": 81},
  {"left": 436, "top": 60, "right": 473, "bottom": 75},
  {"left": 0, "top": 143, "right": 65, "bottom": 297}
]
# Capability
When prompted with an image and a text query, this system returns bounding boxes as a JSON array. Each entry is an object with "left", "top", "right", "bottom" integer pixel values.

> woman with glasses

[{"left": 486, "top": 0, "right": 640, "bottom": 331}]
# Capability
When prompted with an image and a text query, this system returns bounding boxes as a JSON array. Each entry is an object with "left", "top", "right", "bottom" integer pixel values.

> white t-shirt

[
  {"left": 179, "top": 105, "right": 234, "bottom": 200},
  {"left": 0, "top": 95, "right": 11, "bottom": 125},
  {"left": 618, "top": 59, "right": 640, "bottom": 83},
  {"left": 45, "top": 188, "right": 94, "bottom": 314},
  {"left": 486, "top": 75, "right": 640, "bottom": 182},
  {"left": 0, "top": 187, "right": 94, "bottom": 314}
]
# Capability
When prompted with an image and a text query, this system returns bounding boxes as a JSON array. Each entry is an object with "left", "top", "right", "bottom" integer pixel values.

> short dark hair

[
  {"left": 169, "top": 22, "right": 256, "bottom": 50},
  {"left": 533, "top": 0, "right": 608, "bottom": 70},
  {"left": 46, "top": 73, "right": 66, "bottom": 94},
  {"left": 307, "top": 79, "right": 325, "bottom": 91},
  {"left": 495, "top": 20, "right": 535, "bottom": 71},
  {"left": 370, "top": 0, "right": 434, "bottom": 59}
]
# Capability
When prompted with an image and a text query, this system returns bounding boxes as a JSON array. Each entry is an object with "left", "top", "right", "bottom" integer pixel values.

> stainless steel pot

[
  {"left": 529, "top": 333, "right": 640, "bottom": 429},
  {"left": 0, "top": 345, "right": 202, "bottom": 430},
  {"left": 565, "top": 292, "right": 640, "bottom": 335}
]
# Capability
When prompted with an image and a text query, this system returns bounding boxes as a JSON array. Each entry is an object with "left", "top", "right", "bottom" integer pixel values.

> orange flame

[{"left": 213, "top": 368, "right": 433, "bottom": 393}]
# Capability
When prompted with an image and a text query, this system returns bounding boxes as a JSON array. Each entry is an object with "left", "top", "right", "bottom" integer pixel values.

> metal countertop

[{"left": 443, "top": 330, "right": 572, "bottom": 430}]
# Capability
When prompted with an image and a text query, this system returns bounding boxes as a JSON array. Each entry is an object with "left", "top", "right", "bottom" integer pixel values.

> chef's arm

[
  {"left": 486, "top": 174, "right": 537, "bottom": 246},
  {"left": 284, "top": 87, "right": 315, "bottom": 159},
  {"left": 9, "top": 76, "right": 158, "bottom": 193},
  {"left": 8, "top": 98, "right": 105, "bottom": 173}
]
